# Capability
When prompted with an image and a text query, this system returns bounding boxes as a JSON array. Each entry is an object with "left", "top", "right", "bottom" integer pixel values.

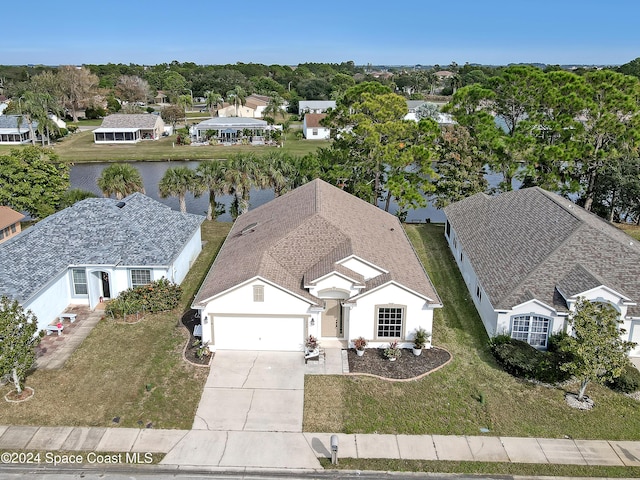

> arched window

[{"left": 511, "top": 314, "right": 551, "bottom": 348}]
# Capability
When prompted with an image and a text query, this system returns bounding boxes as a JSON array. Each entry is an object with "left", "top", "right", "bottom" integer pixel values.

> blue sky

[{"left": 5, "top": 0, "right": 638, "bottom": 66}]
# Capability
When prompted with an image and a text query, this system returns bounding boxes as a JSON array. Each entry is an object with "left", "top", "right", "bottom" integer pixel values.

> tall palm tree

[
  {"left": 97, "top": 164, "right": 145, "bottom": 200},
  {"left": 222, "top": 154, "right": 259, "bottom": 218},
  {"left": 196, "top": 160, "right": 226, "bottom": 220},
  {"left": 262, "top": 93, "right": 284, "bottom": 123},
  {"left": 226, "top": 86, "right": 247, "bottom": 116},
  {"left": 159, "top": 166, "right": 199, "bottom": 213},
  {"left": 205, "top": 91, "right": 223, "bottom": 118},
  {"left": 258, "top": 151, "right": 295, "bottom": 197}
]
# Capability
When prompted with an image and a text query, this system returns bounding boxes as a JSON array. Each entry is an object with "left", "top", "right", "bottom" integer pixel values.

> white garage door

[{"left": 214, "top": 315, "right": 305, "bottom": 351}]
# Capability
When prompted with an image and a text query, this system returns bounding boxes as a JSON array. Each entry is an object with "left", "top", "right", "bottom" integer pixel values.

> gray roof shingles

[
  {"left": 444, "top": 187, "right": 640, "bottom": 316},
  {"left": 99, "top": 114, "right": 161, "bottom": 129},
  {"left": 193, "top": 179, "right": 441, "bottom": 307},
  {"left": 0, "top": 193, "right": 204, "bottom": 303}
]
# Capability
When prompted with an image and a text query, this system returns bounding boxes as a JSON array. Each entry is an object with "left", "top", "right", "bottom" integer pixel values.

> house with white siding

[
  {"left": 0, "top": 193, "right": 204, "bottom": 332},
  {"left": 444, "top": 187, "right": 640, "bottom": 356}
]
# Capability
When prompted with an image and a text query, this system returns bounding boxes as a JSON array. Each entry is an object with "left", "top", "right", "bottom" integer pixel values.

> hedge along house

[
  {"left": 0, "top": 193, "right": 204, "bottom": 332},
  {"left": 444, "top": 187, "right": 640, "bottom": 356},
  {"left": 93, "top": 114, "right": 165, "bottom": 143},
  {"left": 192, "top": 179, "right": 442, "bottom": 352}
]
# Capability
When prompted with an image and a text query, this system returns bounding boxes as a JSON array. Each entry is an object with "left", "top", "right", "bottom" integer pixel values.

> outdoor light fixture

[{"left": 310, "top": 319, "right": 315, "bottom": 326}]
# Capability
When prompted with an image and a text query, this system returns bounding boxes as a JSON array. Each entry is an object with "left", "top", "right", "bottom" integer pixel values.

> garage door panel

[{"left": 214, "top": 316, "right": 304, "bottom": 351}]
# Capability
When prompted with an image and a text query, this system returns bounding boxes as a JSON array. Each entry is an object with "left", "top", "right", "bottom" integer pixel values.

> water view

[{"left": 70, "top": 161, "right": 448, "bottom": 223}]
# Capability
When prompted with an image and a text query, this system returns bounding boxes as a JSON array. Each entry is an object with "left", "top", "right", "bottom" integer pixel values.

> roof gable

[{"left": 0, "top": 206, "right": 24, "bottom": 229}]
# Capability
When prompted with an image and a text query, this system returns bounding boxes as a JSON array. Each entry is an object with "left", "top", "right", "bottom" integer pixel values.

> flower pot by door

[
  {"left": 356, "top": 349, "right": 365, "bottom": 356},
  {"left": 413, "top": 348, "right": 422, "bottom": 356}
]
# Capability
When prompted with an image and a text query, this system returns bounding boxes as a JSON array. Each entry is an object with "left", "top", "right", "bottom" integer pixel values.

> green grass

[
  {"left": 0, "top": 221, "right": 232, "bottom": 430},
  {"left": 319, "top": 458, "right": 640, "bottom": 477},
  {"left": 44, "top": 130, "right": 328, "bottom": 163},
  {"left": 303, "top": 223, "right": 640, "bottom": 439},
  {"left": 617, "top": 223, "right": 640, "bottom": 241}
]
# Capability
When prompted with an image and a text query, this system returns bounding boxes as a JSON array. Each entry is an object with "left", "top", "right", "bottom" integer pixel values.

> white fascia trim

[
  {"left": 352, "top": 280, "right": 440, "bottom": 307},
  {"left": 569, "top": 284, "right": 632, "bottom": 303},
  {"left": 191, "top": 275, "right": 318, "bottom": 309},
  {"left": 510, "top": 298, "right": 558, "bottom": 315},
  {"left": 336, "top": 254, "right": 388, "bottom": 275},
  {"left": 304, "top": 270, "right": 365, "bottom": 289}
]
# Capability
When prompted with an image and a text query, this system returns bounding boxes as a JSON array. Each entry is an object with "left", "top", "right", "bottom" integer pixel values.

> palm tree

[
  {"left": 159, "top": 166, "right": 199, "bottom": 213},
  {"left": 262, "top": 93, "right": 284, "bottom": 123},
  {"left": 226, "top": 86, "right": 247, "bottom": 116},
  {"left": 196, "top": 160, "right": 226, "bottom": 220},
  {"left": 205, "top": 91, "right": 223, "bottom": 118},
  {"left": 97, "top": 164, "right": 145, "bottom": 200},
  {"left": 222, "top": 154, "right": 259, "bottom": 218},
  {"left": 258, "top": 151, "right": 295, "bottom": 197}
]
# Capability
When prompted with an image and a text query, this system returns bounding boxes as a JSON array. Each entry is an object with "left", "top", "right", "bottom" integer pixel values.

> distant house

[
  {"left": 299, "top": 100, "right": 336, "bottom": 114},
  {"left": 192, "top": 179, "right": 442, "bottom": 352},
  {"left": 444, "top": 187, "right": 640, "bottom": 356},
  {"left": 0, "top": 115, "right": 38, "bottom": 144},
  {"left": 245, "top": 94, "right": 271, "bottom": 118},
  {"left": 404, "top": 100, "right": 455, "bottom": 125},
  {"left": 303, "top": 113, "right": 330, "bottom": 139},
  {"left": 154, "top": 91, "right": 169, "bottom": 104},
  {"left": 0, "top": 193, "right": 204, "bottom": 332},
  {"left": 0, "top": 206, "right": 23, "bottom": 244},
  {"left": 93, "top": 114, "right": 165, "bottom": 143},
  {"left": 191, "top": 117, "right": 280, "bottom": 144}
]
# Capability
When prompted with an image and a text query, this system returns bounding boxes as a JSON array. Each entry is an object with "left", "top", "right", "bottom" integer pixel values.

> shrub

[
  {"left": 489, "top": 336, "right": 571, "bottom": 383},
  {"left": 84, "top": 105, "right": 106, "bottom": 119},
  {"left": 105, "top": 278, "right": 182, "bottom": 319},
  {"left": 606, "top": 363, "right": 640, "bottom": 393}
]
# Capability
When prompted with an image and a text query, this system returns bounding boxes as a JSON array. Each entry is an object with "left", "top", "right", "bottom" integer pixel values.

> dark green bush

[
  {"left": 489, "top": 336, "right": 572, "bottom": 383},
  {"left": 105, "top": 278, "right": 182, "bottom": 319},
  {"left": 84, "top": 105, "right": 106, "bottom": 119},
  {"left": 606, "top": 363, "right": 640, "bottom": 393}
]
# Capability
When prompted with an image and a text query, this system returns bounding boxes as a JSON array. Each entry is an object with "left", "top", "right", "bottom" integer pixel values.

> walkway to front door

[{"left": 192, "top": 351, "right": 304, "bottom": 432}]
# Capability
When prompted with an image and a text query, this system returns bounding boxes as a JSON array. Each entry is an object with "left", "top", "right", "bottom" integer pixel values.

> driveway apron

[{"left": 193, "top": 351, "right": 305, "bottom": 432}]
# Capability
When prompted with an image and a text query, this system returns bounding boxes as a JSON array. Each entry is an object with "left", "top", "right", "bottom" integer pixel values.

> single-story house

[
  {"left": 93, "top": 114, "right": 165, "bottom": 143},
  {"left": 0, "top": 193, "right": 204, "bottom": 332},
  {"left": 444, "top": 187, "right": 640, "bottom": 356},
  {"left": 216, "top": 102, "right": 257, "bottom": 118},
  {"left": 245, "top": 94, "right": 271, "bottom": 118},
  {"left": 0, "top": 115, "right": 38, "bottom": 144},
  {"left": 191, "top": 117, "right": 281, "bottom": 144},
  {"left": 299, "top": 100, "right": 336, "bottom": 114},
  {"left": 303, "top": 113, "right": 330, "bottom": 140},
  {"left": 0, "top": 206, "right": 24, "bottom": 244},
  {"left": 192, "top": 179, "right": 442, "bottom": 352},
  {"left": 405, "top": 100, "right": 455, "bottom": 125}
]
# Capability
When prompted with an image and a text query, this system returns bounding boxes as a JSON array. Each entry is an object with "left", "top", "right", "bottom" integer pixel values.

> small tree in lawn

[
  {"left": 560, "top": 298, "right": 635, "bottom": 402},
  {"left": 0, "top": 297, "right": 41, "bottom": 396}
]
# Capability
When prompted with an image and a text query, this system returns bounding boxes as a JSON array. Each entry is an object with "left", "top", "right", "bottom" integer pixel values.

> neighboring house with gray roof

[
  {"left": 299, "top": 100, "right": 336, "bottom": 114},
  {"left": 192, "top": 179, "right": 441, "bottom": 352},
  {"left": 0, "top": 115, "right": 38, "bottom": 144},
  {"left": 93, "top": 114, "right": 165, "bottom": 143},
  {"left": 0, "top": 193, "right": 204, "bottom": 332},
  {"left": 444, "top": 187, "right": 640, "bottom": 356}
]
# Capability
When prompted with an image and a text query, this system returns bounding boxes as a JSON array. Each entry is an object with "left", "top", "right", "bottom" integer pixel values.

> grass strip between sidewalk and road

[
  {"left": 303, "top": 223, "right": 640, "bottom": 439},
  {"left": 319, "top": 457, "right": 640, "bottom": 477}
]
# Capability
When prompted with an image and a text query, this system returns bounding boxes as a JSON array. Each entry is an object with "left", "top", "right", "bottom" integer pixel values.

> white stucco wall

[
  {"left": 338, "top": 257, "right": 384, "bottom": 280},
  {"left": 24, "top": 269, "right": 72, "bottom": 332},
  {"left": 308, "top": 273, "right": 361, "bottom": 299},
  {"left": 169, "top": 228, "right": 202, "bottom": 284},
  {"left": 348, "top": 283, "right": 434, "bottom": 349}
]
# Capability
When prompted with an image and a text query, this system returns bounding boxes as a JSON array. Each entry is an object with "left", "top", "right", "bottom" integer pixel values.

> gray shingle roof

[
  {"left": 193, "top": 179, "right": 441, "bottom": 307},
  {"left": 444, "top": 187, "right": 640, "bottom": 316},
  {"left": 0, "top": 193, "right": 203, "bottom": 303},
  {"left": 99, "top": 114, "right": 161, "bottom": 129},
  {"left": 0, "top": 114, "right": 37, "bottom": 129}
]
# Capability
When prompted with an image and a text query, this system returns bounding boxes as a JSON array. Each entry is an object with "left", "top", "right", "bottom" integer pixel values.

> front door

[
  {"left": 101, "top": 272, "right": 111, "bottom": 299},
  {"left": 321, "top": 299, "right": 343, "bottom": 337}
]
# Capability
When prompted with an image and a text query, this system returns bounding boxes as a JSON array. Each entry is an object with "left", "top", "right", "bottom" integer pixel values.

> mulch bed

[
  {"left": 347, "top": 347, "right": 451, "bottom": 380},
  {"left": 181, "top": 309, "right": 212, "bottom": 366}
]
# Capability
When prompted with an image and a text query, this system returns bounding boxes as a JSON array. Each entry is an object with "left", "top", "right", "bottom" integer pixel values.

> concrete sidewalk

[{"left": 1, "top": 425, "right": 640, "bottom": 470}]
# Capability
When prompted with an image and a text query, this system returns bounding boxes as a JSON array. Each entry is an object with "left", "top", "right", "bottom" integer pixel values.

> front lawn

[
  {"left": 0, "top": 221, "right": 232, "bottom": 429},
  {"left": 303, "top": 223, "right": 640, "bottom": 439}
]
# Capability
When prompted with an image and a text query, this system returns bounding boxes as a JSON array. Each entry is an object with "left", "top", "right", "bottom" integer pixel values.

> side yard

[
  {"left": 0, "top": 221, "right": 232, "bottom": 430},
  {"left": 303, "top": 223, "right": 640, "bottom": 439}
]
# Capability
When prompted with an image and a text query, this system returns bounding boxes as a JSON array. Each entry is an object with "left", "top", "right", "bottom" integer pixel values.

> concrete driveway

[{"left": 192, "top": 351, "right": 305, "bottom": 432}]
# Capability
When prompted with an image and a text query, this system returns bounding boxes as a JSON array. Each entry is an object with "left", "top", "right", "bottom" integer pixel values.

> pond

[{"left": 70, "top": 161, "right": 448, "bottom": 223}]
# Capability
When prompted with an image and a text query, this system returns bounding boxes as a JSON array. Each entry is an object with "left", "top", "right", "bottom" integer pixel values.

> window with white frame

[
  {"left": 511, "top": 314, "right": 550, "bottom": 348},
  {"left": 376, "top": 306, "right": 404, "bottom": 338},
  {"left": 72, "top": 268, "right": 88, "bottom": 295},
  {"left": 130, "top": 269, "right": 151, "bottom": 288},
  {"left": 253, "top": 285, "right": 264, "bottom": 302}
]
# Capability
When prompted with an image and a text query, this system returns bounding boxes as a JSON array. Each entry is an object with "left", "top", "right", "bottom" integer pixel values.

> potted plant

[
  {"left": 412, "top": 327, "right": 429, "bottom": 356},
  {"left": 352, "top": 336, "right": 367, "bottom": 356},
  {"left": 384, "top": 340, "right": 402, "bottom": 361},
  {"left": 305, "top": 335, "right": 319, "bottom": 355}
]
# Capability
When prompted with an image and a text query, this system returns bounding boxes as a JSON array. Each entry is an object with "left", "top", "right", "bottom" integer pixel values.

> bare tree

[
  {"left": 116, "top": 75, "right": 150, "bottom": 104},
  {"left": 57, "top": 66, "right": 99, "bottom": 122}
]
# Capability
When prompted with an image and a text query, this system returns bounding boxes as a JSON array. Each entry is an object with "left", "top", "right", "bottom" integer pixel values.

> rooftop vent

[
  {"left": 240, "top": 222, "right": 258, "bottom": 235},
  {"left": 116, "top": 201, "right": 126, "bottom": 209}
]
